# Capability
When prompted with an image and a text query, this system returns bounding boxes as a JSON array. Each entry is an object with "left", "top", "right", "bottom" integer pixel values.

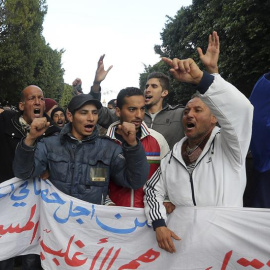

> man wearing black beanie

[{"left": 51, "top": 107, "right": 66, "bottom": 128}]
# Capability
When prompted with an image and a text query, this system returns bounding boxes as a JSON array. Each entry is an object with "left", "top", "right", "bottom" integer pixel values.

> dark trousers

[
  {"left": 0, "top": 257, "right": 13, "bottom": 270},
  {"left": 0, "top": 254, "right": 42, "bottom": 270}
]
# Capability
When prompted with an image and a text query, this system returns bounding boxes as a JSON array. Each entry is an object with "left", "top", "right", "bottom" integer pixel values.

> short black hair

[
  {"left": 117, "top": 87, "right": 144, "bottom": 109},
  {"left": 108, "top": 99, "right": 117, "bottom": 108},
  {"left": 147, "top": 72, "right": 170, "bottom": 91}
]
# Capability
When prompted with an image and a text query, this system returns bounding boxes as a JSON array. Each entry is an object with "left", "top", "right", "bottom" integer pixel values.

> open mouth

[
  {"left": 186, "top": 123, "right": 195, "bottom": 129},
  {"left": 145, "top": 95, "right": 152, "bottom": 101},
  {"left": 85, "top": 124, "right": 94, "bottom": 132},
  {"left": 57, "top": 120, "right": 64, "bottom": 126},
  {"left": 34, "top": 109, "right": 41, "bottom": 116}
]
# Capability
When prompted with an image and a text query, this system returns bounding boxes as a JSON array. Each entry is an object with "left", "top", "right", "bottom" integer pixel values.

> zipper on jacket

[
  {"left": 171, "top": 135, "right": 217, "bottom": 206},
  {"left": 189, "top": 173, "right": 196, "bottom": 206},
  {"left": 176, "top": 160, "right": 197, "bottom": 206},
  {"left": 130, "top": 189, "right": 134, "bottom": 207},
  {"left": 187, "top": 138, "right": 216, "bottom": 206},
  {"left": 150, "top": 118, "right": 153, "bottom": 129},
  {"left": 170, "top": 152, "right": 197, "bottom": 206},
  {"left": 101, "top": 194, "right": 104, "bottom": 205}
]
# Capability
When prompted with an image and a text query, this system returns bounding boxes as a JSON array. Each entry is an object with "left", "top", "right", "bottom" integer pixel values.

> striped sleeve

[{"left": 143, "top": 166, "right": 168, "bottom": 228}]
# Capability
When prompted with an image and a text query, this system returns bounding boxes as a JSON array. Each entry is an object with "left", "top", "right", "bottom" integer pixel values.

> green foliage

[
  {"left": 0, "top": 0, "right": 65, "bottom": 105},
  {"left": 140, "top": 0, "right": 270, "bottom": 103},
  {"left": 33, "top": 43, "right": 65, "bottom": 102},
  {"left": 59, "top": 83, "right": 73, "bottom": 109}
]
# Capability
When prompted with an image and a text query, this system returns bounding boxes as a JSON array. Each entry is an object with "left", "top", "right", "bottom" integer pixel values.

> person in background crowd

[
  {"left": 245, "top": 72, "right": 270, "bottom": 207},
  {"left": 51, "top": 107, "right": 66, "bottom": 129},
  {"left": 98, "top": 98, "right": 117, "bottom": 135},
  {"left": 0, "top": 101, "right": 18, "bottom": 112},
  {"left": 143, "top": 32, "right": 220, "bottom": 149},
  {"left": 0, "top": 85, "right": 59, "bottom": 270},
  {"left": 90, "top": 32, "right": 220, "bottom": 150},
  {"left": 13, "top": 94, "right": 149, "bottom": 206},
  {"left": 105, "top": 87, "right": 169, "bottom": 208},
  {"left": 107, "top": 99, "right": 117, "bottom": 110},
  {"left": 144, "top": 57, "right": 253, "bottom": 253},
  {"left": 44, "top": 98, "right": 58, "bottom": 118}
]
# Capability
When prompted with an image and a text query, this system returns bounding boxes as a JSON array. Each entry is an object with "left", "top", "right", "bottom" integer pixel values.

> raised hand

[
  {"left": 197, "top": 31, "right": 220, "bottom": 74},
  {"left": 117, "top": 122, "right": 137, "bottom": 147},
  {"left": 24, "top": 117, "right": 50, "bottom": 146},
  {"left": 72, "top": 78, "right": 82, "bottom": 86},
  {"left": 162, "top": 57, "right": 203, "bottom": 85},
  {"left": 93, "top": 54, "right": 113, "bottom": 84}
]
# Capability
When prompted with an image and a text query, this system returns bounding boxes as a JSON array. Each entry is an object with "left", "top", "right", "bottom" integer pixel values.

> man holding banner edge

[{"left": 144, "top": 56, "right": 253, "bottom": 253}]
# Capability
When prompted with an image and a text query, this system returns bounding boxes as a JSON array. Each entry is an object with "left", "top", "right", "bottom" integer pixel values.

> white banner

[{"left": 1, "top": 178, "right": 270, "bottom": 269}]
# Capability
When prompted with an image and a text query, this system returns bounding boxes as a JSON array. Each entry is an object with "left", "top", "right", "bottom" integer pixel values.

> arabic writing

[
  {"left": 40, "top": 233, "right": 160, "bottom": 269},
  {"left": 40, "top": 235, "right": 87, "bottom": 267},
  {"left": 119, "top": 248, "right": 160, "bottom": 270},
  {"left": 0, "top": 178, "right": 152, "bottom": 268},
  {"left": 207, "top": 250, "right": 270, "bottom": 269},
  {"left": 0, "top": 204, "right": 36, "bottom": 236},
  {"left": 3, "top": 178, "right": 270, "bottom": 269},
  {"left": 1, "top": 179, "right": 148, "bottom": 234}
]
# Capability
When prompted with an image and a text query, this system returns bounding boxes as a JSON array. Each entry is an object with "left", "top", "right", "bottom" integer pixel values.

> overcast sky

[{"left": 42, "top": 0, "right": 192, "bottom": 104}]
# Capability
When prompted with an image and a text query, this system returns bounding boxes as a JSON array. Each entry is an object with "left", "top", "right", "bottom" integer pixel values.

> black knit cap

[
  {"left": 67, "top": 94, "right": 102, "bottom": 113},
  {"left": 51, "top": 107, "right": 66, "bottom": 120}
]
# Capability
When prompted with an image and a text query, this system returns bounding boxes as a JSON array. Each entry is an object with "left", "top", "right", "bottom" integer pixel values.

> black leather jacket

[{"left": 0, "top": 110, "right": 59, "bottom": 182}]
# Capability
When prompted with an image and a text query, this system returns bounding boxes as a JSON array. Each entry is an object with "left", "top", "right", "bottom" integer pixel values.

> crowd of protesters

[{"left": 0, "top": 31, "right": 269, "bottom": 268}]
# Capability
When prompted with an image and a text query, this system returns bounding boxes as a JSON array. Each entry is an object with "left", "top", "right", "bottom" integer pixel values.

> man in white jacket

[{"left": 144, "top": 57, "right": 253, "bottom": 253}]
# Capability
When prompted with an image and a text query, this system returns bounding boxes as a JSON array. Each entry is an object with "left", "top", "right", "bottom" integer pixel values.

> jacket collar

[
  {"left": 145, "top": 103, "right": 183, "bottom": 116},
  {"left": 106, "top": 120, "right": 150, "bottom": 140},
  {"left": 4, "top": 111, "right": 59, "bottom": 138},
  {"left": 171, "top": 126, "right": 220, "bottom": 164},
  {"left": 60, "top": 122, "right": 99, "bottom": 144}
]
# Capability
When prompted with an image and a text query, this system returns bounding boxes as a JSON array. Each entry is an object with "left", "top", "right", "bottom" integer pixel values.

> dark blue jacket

[
  {"left": 248, "top": 72, "right": 270, "bottom": 207},
  {"left": 13, "top": 123, "right": 149, "bottom": 205}
]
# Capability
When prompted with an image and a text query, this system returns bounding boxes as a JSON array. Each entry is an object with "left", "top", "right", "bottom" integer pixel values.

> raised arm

[
  {"left": 197, "top": 31, "right": 219, "bottom": 74},
  {"left": 13, "top": 118, "right": 50, "bottom": 179},
  {"left": 163, "top": 56, "right": 253, "bottom": 167},
  {"left": 162, "top": 57, "right": 203, "bottom": 84},
  {"left": 91, "top": 54, "right": 113, "bottom": 93},
  {"left": 24, "top": 117, "right": 50, "bottom": 146}
]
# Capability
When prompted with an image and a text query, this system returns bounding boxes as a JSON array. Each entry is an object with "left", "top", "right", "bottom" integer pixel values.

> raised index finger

[{"left": 162, "top": 57, "right": 173, "bottom": 67}]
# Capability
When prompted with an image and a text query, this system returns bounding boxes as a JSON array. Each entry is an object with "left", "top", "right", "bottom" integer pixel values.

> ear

[
  {"left": 161, "top": 89, "right": 168, "bottom": 98},
  {"left": 211, "top": 114, "right": 218, "bottom": 125},
  {"left": 18, "top": 102, "right": 24, "bottom": 112},
  {"left": 115, "top": 107, "right": 121, "bottom": 118},
  {"left": 66, "top": 109, "right": 73, "bottom": 123}
]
